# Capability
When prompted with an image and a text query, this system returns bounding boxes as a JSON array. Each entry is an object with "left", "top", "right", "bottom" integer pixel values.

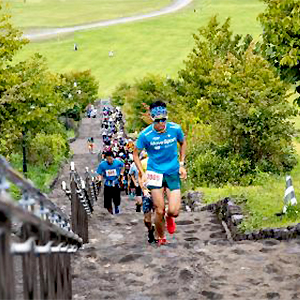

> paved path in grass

[
  {"left": 45, "top": 103, "right": 300, "bottom": 300},
  {"left": 23, "top": 0, "right": 193, "bottom": 41}
]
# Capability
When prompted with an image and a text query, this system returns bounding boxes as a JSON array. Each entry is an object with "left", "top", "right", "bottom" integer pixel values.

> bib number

[
  {"left": 146, "top": 171, "right": 163, "bottom": 187},
  {"left": 106, "top": 169, "right": 117, "bottom": 177}
]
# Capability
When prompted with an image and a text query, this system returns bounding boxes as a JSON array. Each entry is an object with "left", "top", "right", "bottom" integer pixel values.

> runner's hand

[
  {"left": 143, "top": 189, "right": 150, "bottom": 197},
  {"left": 179, "top": 166, "right": 187, "bottom": 180}
]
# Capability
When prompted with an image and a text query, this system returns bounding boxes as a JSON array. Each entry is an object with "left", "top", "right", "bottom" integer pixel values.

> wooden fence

[
  {"left": 61, "top": 162, "right": 100, "bottom": 244},
  {"left": 0, "top": 156, "right": 83, "bottom": 300}
]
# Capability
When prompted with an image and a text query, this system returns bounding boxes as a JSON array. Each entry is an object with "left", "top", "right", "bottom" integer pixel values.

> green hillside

[{"left": 15, "top": 0, "right": 265, "bottom": 97}]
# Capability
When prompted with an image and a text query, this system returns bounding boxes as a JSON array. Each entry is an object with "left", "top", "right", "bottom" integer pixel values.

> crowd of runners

[{"left": 95, "top": 100, "right": 187, "bottom": 246}]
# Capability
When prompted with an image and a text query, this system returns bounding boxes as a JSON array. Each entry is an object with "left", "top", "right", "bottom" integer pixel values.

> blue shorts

[
  {"left": 147, "top": 173, "right": 181, "bottom": 191},
  {"left": 142, "top": 195, "right": 154, "bottom": 214}
]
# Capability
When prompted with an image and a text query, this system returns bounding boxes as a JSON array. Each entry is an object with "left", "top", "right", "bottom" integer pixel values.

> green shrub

[
  {"left": 28, "top": 133, "right": 68, "bottom": 167},
  {"left": 187, "top": 149, "right": 254, "bottom": 187}
]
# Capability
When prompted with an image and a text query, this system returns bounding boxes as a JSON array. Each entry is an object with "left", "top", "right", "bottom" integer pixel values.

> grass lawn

[
  {"left": 5, "top": 0, "right": 172, "bottom": 28},
  {"left": 15, "top": 0, "right": 265, "bottom": 97}
]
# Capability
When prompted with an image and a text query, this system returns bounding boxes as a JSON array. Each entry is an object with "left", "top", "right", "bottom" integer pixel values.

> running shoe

[
  {"left": 166, "top": 215, "right": 176, "bottom": 234},
  {"left": 136, "top": 204, "right": 142, "bottom": 212},
  {"left": 157, "top": 236, "right": 167, "bottom": 246},
  {"left": 148, "top": 227, "right": 157, "bottom": 244},
  {"left": 114, "top": 206, "right": 120, "bottom": 214}
]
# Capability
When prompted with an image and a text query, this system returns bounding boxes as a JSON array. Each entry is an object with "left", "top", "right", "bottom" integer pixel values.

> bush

[
  {"left": 28, "top": 133, "right": 68, "bottom": 167},
  {"left": 187, "top": 147, "right": 255, "bottom": 186}
]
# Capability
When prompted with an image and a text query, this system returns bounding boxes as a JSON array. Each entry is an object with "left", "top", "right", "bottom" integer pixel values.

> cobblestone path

[{"left": 49, "top": 112, "right": 300, "bottom": 300}]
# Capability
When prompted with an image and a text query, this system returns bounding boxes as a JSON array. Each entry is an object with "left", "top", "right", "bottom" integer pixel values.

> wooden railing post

[
  {"left": 21, "top": 224, "right": 38, "bottom": 300},
  {"left": 84, "top": 173, "right": 93, "bottom": 208},
  {"left": 38, "top": 230, "right": 52, "bottom": 300},
  {"left": 70, "top": 178, "right": 78, "bottom": 235},
  {"left": 0, "top": 210, "right": 15, "bottom": 299},
  {"left": 65, "top": 251, "right": 72, "bottom": 300},
  {"left": 70, "top": 170, "right": 89, "bottom": 243}
]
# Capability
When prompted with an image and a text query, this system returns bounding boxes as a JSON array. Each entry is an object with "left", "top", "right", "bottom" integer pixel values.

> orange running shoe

[{"left": 166, "top": 215, "right": 176, "bottom": 234}]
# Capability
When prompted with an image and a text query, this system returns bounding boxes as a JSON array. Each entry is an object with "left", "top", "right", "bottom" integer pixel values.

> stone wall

[{"left": 184, "top": 191, "right": 300, "bottom": 241}]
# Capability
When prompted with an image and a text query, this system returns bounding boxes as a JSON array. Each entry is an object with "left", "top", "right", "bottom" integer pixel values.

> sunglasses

[{"left": 154, "top": 118, "right": 167, "bottom": 123}]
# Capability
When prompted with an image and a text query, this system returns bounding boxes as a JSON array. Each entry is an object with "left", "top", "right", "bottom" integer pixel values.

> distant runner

[
  {"left": 133, "top": 100, "right": 187, "bottom": 245},
  {"left": 97, "top": 151, "right": 125, "bottom": 214},
  {"left": 87, "top": 137, "right": 95, "bottom": 154}
]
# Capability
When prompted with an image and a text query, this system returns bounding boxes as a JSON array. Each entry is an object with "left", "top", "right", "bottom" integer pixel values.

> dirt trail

[{"left": 49, "top": 108, "right": 300, "bottom": 300}]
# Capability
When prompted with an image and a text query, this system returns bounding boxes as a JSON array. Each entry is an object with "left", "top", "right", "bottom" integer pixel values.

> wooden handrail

[{"left": 0, "top": 155, "right": 68, "bottom": 221}]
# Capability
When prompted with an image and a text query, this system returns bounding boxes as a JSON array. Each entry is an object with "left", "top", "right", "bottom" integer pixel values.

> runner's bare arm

[
  {"left": 138, "top": 169, "right": 150, "bottom": 196},
  {"left": 133, "top": 146, "right": 143, "bottom": 175},
  {"left": 179, "top": 138, "right": 186, "bottom": 164},
  {"left": 133, "top": 146, "right": 147, "bottom": 185},
  {"left": 179, "top": 138, "right": 187, "bottom": 179}
]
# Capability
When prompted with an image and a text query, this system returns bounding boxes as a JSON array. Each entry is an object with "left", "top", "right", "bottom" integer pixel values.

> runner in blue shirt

[
  {"left": 97, "top": 151, "right": 125, "bottom": 214},
  {"left": 133, "top": 100, "right": 187, "bottom": 245}
]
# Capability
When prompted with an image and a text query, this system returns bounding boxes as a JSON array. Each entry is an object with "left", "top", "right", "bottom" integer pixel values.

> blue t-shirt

[
  {"left": 136, "top": 122, "right": 184, "bottom": 175},
  {"left": 96, "top": 159, "right": 124, "bottom": 186}
]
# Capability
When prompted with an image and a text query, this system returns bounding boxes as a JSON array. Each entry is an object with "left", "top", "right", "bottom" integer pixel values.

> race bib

[
  {"left": 146, "top": 171, "right": 163, "bottom": 187},
  {"left": 106, "top": 169, "right": 117, "bottom": 177}
]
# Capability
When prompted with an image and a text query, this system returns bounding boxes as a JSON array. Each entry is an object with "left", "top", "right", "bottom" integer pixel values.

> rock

[
  {"left": 184, "top": 237, "right": 199, "bottom": 241},
  {"left": 227, "top": 202, "right": 242, "bottom": 216},
  {"left": 264, "top": 264, "right": 280, "bottom": 274},
  {"left": 295, "top": 223, "right": 300, "bottom": 234},
  {"left": 119, "top": 254, "right": 142, "bottom": 263},
  {"left": 164, "top": 289, "right": 178, "bottom": 297},
  {"left": 107, "top": 233, "right": 124, "bottom": 242},
  {"left": 232, "top": 248, "right": 247, "bottom": 255},
  {"left": 201, "top": 290, "right": 223, "bottom": 300},
  {"left": 281, "top": 229, "right": 290, "bottom": 240},
  {"left": 231, "top": 214, "right": 243, "bottom": 225},
  {"left": 129, "top": 219, "right": 139, "bottom": 225},
  {"left": 179, "top": 268, "right": 194, "bottom": 281},
  {"left": 177, "top": 220, "right": 194, "bottom": 225},
  {"left": 262, "top": 239, "right": 280, "bottom": 247},
  {"left": 266, "top": 292, "right": 280, "bottom": 299}
]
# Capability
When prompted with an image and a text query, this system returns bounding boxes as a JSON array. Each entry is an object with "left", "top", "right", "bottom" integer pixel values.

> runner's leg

[
  {"left": 143, "top": 194, "right": 156, "bottom": 243},
  {"left": 112, "top": 186, "right": 121, "bottom": 214},
  {"left": 167, "top": 189, "right": 181, "bottom": 217},
  {"left": 104, "top": 186, "right": 113, "bottom": 214},
  {"left": 164, "top": 189, "right": 180, "bottom": 234},
  {"left": 144, "top": 212, "right": 152, "bottom": 230},
  {"left": 151, "top": 188, "right": 165, "bottom": 239},
  {"left": 135, "top": 186, "right": 142, "bottom": 212}
]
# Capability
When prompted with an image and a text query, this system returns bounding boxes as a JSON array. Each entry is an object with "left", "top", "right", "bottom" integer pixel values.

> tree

[
  {"left": 59, "top": 70, "right": 99, "bottom": 121},
  {"left": 0, "top": 7, "right": 28, "bottom": 156},
  {"left": 179, "top": 16, "right": 253, "bottom": 119},
  {"left": 0, "top": 6, "right": 28, "bottom": 68},
  {"left": 180, "top": 17, "right": 297, "bottom": 185},
  {"left": 0, "top": 54, "right": 70, "bottom": 157},
  {"left": 258, "top": 0, "right": 300, "bottom": 100},
  {"left": 112, "top": 74, "right": 173, "bottom": 132}
]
